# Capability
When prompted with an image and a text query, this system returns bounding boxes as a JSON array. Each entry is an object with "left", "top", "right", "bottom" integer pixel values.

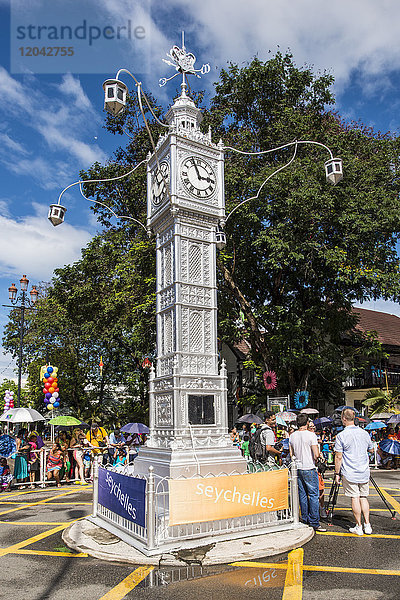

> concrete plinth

[{"left": 133, "top": 445, "right": 247, "bottom": 479}]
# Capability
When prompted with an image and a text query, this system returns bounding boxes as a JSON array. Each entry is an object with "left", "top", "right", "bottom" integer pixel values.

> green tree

[
  {"left": 363, "top": 387, "right": 400, "bottom": 416},
  {"left": 68, "top": 52, "right": 400, "bottom": 408},
  {"left": 203, "top": 53, "right": 400, "bottom": 404},
  {"left": 3, "top": 228, "right": 155, "bottom": 426}
]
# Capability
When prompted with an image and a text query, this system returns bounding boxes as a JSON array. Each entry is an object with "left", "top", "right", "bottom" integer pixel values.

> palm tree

[{"left": 363, "top": 387, "right": 400, "bottom": 416}]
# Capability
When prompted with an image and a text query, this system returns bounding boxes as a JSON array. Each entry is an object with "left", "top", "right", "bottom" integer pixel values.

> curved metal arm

[
  {"left": 224, "top": 139, "right": 334, "bottom": 160},
  {"left": 225, "top": 143, "right": 298, "bottom": 224},
  {"left": 78, "top": 184, "right": 148, "bottom": 234},
  {"left": 115, "top": 68, "right": 169, "bottom": 130},
  {"left": 56, "top": 160, "right": 147, "bottom": 206}
]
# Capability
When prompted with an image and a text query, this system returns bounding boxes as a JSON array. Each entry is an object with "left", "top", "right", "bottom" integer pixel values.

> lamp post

[{"left": 6, "top": 275, "right": 38, "bottom": 408}]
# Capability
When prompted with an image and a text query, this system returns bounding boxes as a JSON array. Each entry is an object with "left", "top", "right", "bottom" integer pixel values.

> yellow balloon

[{"left": 47, "top": 404, "right": 54, "bottom": 410}]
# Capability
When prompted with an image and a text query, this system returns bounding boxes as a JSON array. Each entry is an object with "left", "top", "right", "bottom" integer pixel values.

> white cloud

[
  {"left": 58, "top": 73, "right": 92, "bottom": 110},
  {"left": 0, "top": 133, "right": 29, "bottom": 156},
  {"left": 0, "top": 67, "right": 107, "bottom": 183},
  {"left": 162, "top": 0, "right": 400, "bottom": 98},
  {"left": 0, "top": 202, "right": 91, "bottom": 281}
]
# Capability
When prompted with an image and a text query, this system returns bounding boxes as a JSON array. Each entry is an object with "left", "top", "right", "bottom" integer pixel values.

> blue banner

[{"left": 98, "top": 466, "right": 146, "bottom": 528}]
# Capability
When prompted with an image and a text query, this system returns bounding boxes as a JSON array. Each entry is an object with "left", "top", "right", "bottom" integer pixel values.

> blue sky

[{"left": 1, "top": 0, "right": 400, "bottom": 382}]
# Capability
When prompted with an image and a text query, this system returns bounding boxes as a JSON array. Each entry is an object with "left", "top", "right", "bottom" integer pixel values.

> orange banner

[{"left": 169, "top": 469, "right": 288, "bottom": 526}]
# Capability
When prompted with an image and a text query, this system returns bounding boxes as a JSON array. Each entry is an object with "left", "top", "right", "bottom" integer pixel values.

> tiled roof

[
  {"left": 353, "top": 307, "right": 400, "bottom": 347},
  {"left": 232, "top": 339, "right": 251, "bottom": 359}
]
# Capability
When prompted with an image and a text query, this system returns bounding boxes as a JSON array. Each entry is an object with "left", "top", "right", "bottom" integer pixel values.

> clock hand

[{"left": 191, "top": 158, "right": 202, "bottom": 180}]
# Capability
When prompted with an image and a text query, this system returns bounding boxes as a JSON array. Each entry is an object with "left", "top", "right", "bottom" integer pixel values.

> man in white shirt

[
  {"left": 290, "top": 413, "right": 326, "bottom": 532},
  {"left": 334, "top": 408, "right": 374, "bottom": 536}
]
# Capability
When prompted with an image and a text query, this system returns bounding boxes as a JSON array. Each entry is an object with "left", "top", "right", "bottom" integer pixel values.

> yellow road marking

[
  {"left": 329, "top": 508, "right": 394, "bottom": 512},
  {"left": 0, "top": 489, "right": 80, "bottom": 517},
  {"left": 0, "top": 521, "right": 68, "bottom": 526},
  {"left": 10, "top": 549, "right": 88, "bottom": 557},
  {"left": 0, "top": 501, "right": 92, "bottom": 507},
  {"left": 377, "top": 487, "right": 400, "bottom": 516},
  {"left": 316, "top": 531, "right": 400, "bottom": 539},
  {"left": 231, "top": 561, "right": 400, "bottom": 576},
  {"left": 282, "top": 548, "right": 303, "bottom": 600},
  {"left": 98, "top": 566, "right": 154, "bottom": 600},
  {"left": 0, "top": 518, "right": 82, "bottom": 558},
  {"left": 0, "top": 487, "right": 88, "bottom": 499}
]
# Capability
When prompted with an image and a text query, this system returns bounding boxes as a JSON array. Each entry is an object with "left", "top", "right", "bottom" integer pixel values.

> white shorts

[{"left": 342, "top": 476, "right": 369, "bottom": 498}]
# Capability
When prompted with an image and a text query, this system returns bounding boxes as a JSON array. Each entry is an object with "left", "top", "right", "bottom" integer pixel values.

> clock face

[
  {"left": 151, "top": 161, "right": 170, "bottom": 206},
  {"left": 180, "top": 157, "right": 216, "bottom": 199}
]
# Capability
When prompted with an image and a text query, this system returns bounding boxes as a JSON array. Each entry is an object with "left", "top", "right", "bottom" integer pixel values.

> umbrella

[
  {"left": 0, "top": 434, "right": 16, "bottom": 458},
  {"left": 120, "top": 423, "right": 149, "bottom": 435},
  {"left": 237, "top": 413, "right": 263, "bottom": 424},
  {"left": 387, "top": 414, "right": 400, "bottom": 425},
  {"left": 49, "top": 415, "right": 82, "bottom": 426},
  {"left": 334, "top": 405, "right": 360, "bottom": 414},
  {"left": 314, "top": 417, "right": 332, "bottom": 427},
  {"left": 0, "top": 407, "right": 45, "bottom": 423},
  {"left": 276, "top": 411, "right": 297, "bottom": 422},
  {"left": 379, "top": 438, "right": 400, "bottom": 456},
  {"left": 300, "top": 408, "right": 319, "bottom": 415},
  {"left": 371, "top": 412, "right": 392, "bottom": 420},
  {"left": 356, "top": 416, "right": 370, "bottom": 423},
  {"left": 365, "top": 421, "right": 386, "bottom": 430},
  {"left": 275, "top": 415, "right": 288, "bottom": 427}
]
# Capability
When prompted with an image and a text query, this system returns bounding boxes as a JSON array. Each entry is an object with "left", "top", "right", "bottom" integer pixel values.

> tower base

[{"left": 133, "top": 445, "right": 247, "bottom": 480}]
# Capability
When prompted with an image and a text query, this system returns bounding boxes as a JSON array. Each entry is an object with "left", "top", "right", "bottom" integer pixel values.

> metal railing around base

[{"left": 91, "top": 459, "right": 300, "bottom": 556}]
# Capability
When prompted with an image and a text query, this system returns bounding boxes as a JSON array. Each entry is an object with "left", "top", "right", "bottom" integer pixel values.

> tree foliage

[{"left": 363, "top": 387, "right": 400, "bottom": 416}]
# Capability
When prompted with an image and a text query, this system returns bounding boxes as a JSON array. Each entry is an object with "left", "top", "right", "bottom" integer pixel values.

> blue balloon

[
  {"left": 53, "top": 401, "right": 60, "bottom": 408},
  {"left": 45, "top": 392, "right": 52, "bottom": 399},
  {"left": 47, "top": 367, "right": 53, "bottom": 373},
  {"left": 44, "top": 398, "right": 49, "bottom": 404},
  {"left": 43, "top": 373, "right": 49, "bottom": 379}
]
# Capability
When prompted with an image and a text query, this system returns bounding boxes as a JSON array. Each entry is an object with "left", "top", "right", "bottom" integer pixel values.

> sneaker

[
  {"left": 313, "top": 525, "right": 327, "bottom": 532},
  {"left": 349, "top": 525, "right": 363, "bottom": 536},
  {"left": 364, "top": 523, "right": 372, "bottom": 534}
]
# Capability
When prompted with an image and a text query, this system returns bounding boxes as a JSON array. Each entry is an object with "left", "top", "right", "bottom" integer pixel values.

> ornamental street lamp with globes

[{"left": 5, "top": 275, "right": 38, "bottom": 408}]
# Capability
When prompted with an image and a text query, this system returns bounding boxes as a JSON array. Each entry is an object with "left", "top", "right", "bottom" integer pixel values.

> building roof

[{"left": 353, "top": 307, "right": 400, "bottom": 348}]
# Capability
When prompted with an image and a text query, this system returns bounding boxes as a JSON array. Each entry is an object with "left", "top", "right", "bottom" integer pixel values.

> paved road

[{"left": 0, "top": 471, "right": 399, "bottom": 599}]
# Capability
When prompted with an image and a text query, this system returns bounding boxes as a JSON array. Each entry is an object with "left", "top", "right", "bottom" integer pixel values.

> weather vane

[{"left": 159, "top": 31, "right": 210, "bottom": 88}]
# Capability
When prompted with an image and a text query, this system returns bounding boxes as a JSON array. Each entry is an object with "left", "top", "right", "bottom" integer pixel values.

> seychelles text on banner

[{"left": 169, "top": 469, "right": 289, "bottom": 526}]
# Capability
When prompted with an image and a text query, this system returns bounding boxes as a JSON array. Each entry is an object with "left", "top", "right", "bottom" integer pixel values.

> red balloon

[
  {"left": 43, "top": 388, "right": 47, "bottom": 394},
  {"left": 44, "top": 382, "right": 51, "bottom": 389},
  {"left": 47, "top": 377, "right": 54, "bottom": 384},
  {"left": 55, "top": 388, "right": 59, "bottom": 393}
]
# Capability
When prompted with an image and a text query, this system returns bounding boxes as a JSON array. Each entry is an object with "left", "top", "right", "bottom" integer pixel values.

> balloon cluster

[
  {"left": 3, "top": 390, "right": 15, "bottom": 411},
  {"left": 41, "top": 365, "right": 60, "bottom": 411}
]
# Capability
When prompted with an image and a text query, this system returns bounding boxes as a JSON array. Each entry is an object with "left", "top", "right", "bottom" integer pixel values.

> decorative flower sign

[
  {"left": 263, "top": 371, "right": 277, "bottom": 390},
  {"left": 294, "top": 390, "right": 309, "bottom": 409}
]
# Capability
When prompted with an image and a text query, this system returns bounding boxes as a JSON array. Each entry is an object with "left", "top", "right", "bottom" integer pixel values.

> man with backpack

[
  {"left": 250, "top": 412, "right": 281, "bottom": 468},
  {"left": 289, "top": 413, "right": 326, "bottom": 532}
]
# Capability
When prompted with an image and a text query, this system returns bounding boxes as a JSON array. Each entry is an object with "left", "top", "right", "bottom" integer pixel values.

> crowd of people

[
  {"left": 230, "top": 408, "right": 399, "bottom": 535},
  {"left": 0, "top": 422, "right": 146, "bottom": 490},
  {"left": 230, "top": 414, "right": 400, "bottom": 470}
]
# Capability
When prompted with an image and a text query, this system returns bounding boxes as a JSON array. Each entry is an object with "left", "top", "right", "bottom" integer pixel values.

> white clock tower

[
  {"left": 133, "top": 43, "right": 246, "bottom": 479},
  {"left": 135, "top": 46, "right": 246, "bottom": 478}
]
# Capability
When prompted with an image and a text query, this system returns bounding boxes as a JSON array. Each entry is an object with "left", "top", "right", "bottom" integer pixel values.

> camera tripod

[{"left": 325, "top": 474, "right": 396, "bottom": 524}]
